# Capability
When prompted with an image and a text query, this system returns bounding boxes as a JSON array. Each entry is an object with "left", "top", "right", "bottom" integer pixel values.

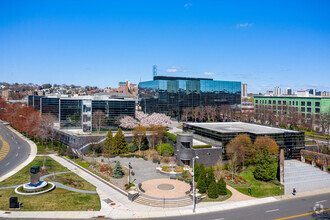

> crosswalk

[{"left": 0, "top": 136, "right": 10, "bottom": 161}]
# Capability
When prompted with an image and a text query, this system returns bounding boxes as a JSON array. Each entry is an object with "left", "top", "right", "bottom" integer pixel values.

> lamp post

[
  {"left": 128, "top": 162, "right": 132, "bottom": 184},
  {"left": 192, "top": 155, "right": 199, "bottom": 213}
]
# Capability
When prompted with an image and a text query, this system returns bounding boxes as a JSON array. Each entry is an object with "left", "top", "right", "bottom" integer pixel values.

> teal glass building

[{"left": 138, "top": 76, "right": 241, "bottom": 118}]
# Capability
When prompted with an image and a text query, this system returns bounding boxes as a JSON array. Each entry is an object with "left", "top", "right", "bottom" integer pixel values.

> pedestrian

[{"left": 293, "top": 188, "right": 296, "bottom": 196}]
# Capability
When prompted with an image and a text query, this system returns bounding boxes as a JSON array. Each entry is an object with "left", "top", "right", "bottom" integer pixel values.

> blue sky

[{"left": 1, "top": 0, "right": 330, "bottom": 93}]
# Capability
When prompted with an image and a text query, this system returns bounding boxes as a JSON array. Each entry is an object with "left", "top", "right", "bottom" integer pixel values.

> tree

[
  {"left": 119, "top": 116, "right": 137, "bottom": 129},
  {"left": 194, "top": 162, "right": 200, "bottom": 181},
  {"left": 103, "top": 129, "right": 113, "bottom": 158},
  {"left": 112, "top": 128, "right": 127, "bottom": 155},
  {"left": 207, "top": 181, "right": 218, "bottom": 199},
  {"left": 92, "top": 110, "right": 106, "bottom": 133},
  {"left": 141, "top": 136, "right": 149, "bottom": 151},
  {"left": 217, "top": 177, "right": 227, "bottom": 195},
  {"left": 253, "top": 136, "right": 279, "bottom": 158},
  {"left": 206, "top": 169, "right": 216, "bottom": 188},
  {"left": 320, "top": 108, "right": 330, "bottom": 148},
  {"left": 226, "top": 134, "right": 252, "bottom": 167},
  {"left": 157, "top": 143, "right": 174, "bottom": 156},
  {"left": 132, "top": 125, "right": 147, "bottom": 152},
  {"left": 127, "top": 142, "right": 138, "bottom": 153},
  {"left": 113, "top": 161, "right": 124, "bottom": 179},
  {"left": 149, "top": 125, "right": 166, "bottom": 148},
  {"left": 253, "top": 147, "right": 276, "bottom": 181},
  {"left": 228, "top": 152, "right": 238, "bottom": 181},
  {"left": 197, "top": 175, "right": 207, "bottom": 194}
]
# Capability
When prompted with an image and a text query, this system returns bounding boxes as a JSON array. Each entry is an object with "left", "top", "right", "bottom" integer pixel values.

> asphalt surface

[{"left": 0, "top": 123, "right": 30, "bottom": 178}]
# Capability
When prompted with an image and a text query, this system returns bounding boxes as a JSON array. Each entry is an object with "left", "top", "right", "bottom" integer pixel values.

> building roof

[{"left": 185, "top": 122, "right": 300, "bottom": 134}]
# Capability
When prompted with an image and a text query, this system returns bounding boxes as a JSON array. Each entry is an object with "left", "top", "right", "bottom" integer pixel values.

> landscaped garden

[{"left": 0, "top": 156, "right": 100, "bottom": 211}]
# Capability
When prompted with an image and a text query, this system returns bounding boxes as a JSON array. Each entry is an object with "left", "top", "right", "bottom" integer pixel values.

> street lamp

[
  {"left": 128, "top": 162, "right": 132, "bottom": 184},
  {"left": 192, "top": 155, "right": 199, "bottom": 213}
]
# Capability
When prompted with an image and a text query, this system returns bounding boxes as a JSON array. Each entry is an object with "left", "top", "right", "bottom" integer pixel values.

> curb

[{"left": 0, "top": 126, "right": 37, "bottom": 182}]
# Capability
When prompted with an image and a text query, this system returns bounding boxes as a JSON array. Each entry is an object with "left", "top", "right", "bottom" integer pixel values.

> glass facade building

[
  {"left": 28, "top": 96, "right": 135, "bottom": 131},
  {"left": 139, "top": 76, "right": 241, "bottom": 118}
]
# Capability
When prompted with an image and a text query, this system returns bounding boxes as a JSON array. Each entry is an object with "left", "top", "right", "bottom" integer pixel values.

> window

[
  {"left": 268, "top": 100, "right": 271, "bottom": 104},
  {"left": 307, "top": 108, "right": 311, "bottom": 113},
  {"left": 289, "top": 101, "right": 291, "bottom": 105},
  {"left": 316, "top": 108, "right": 320, "bottom": 113},
  {"left": 315, "top": 102, "right": 320, "bottom": 107},
  {"left": 255, "top": 100, "right": 258, "bottom": 104},
  {"left": 278, "top": 101, "right": 282, "bottom": 105},
  {"left": 307, "top": 101, "right": 311, "bottom": 106},
  {"left": 181, "top": 142, "right": 191, "bottom": 148},
  {"left": 273, "top": 100, "right": 276, "bottom": 104},
  {"left": 296, "top": 101, "right": 298, "bottom": 105},
  {"left": 283, "top": 101, "right": 287, "bottom": 105},
  {"left": 301, "top": 107, "right": 305, "bottom": 112},
  {"left": 301, "top": 101, "right": 305, "bottom": 106}
]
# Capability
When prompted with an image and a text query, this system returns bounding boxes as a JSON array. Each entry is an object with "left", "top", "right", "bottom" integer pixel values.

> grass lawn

[
  {"left": 233, "top": 166, "right": 283, "bottom": 198},
  {"left": 202, "top": 189, "right": 232, "bottom": 202},
  {"left": 0, "top": 156, "right": 101, "bottom": 211},
  {"left": 0, "top": 188, "right": 100, "bottom": 211},
  {"left": 75, "top": 161, "right": 91, "bottom": 169},
  {"left": 44, "top": 173, "right": 96, "bottom": 191},
  {"left": 0, "top": 156, "right": 68, "bottom": 187}
]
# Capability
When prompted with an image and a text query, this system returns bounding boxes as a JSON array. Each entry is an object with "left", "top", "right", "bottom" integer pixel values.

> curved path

[
  {"left": 0, "top": 123, "right": 30, "bottom": 178},
  {"left": 226, "top": 185, "right": 255, "bottom": 201},
  {"left": 0, "top": 171, "right": 97, "bottom": 194}
]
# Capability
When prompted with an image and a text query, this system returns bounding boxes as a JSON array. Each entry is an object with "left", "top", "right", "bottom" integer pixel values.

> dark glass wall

[
  {"left": 60, "top": 99, "right": 82, "bottom": 129},
  {"left": 92, "top": 100, "right": 135, "bottom": 129},
  {"left": 41, "top": 97, "right": 60, "bottom": 119},
  {"left": 139, "top": 76, "right": 241, "bottom": 118},
  {"left": 27, "top": 95, "right": 43, "bottom": 111}
]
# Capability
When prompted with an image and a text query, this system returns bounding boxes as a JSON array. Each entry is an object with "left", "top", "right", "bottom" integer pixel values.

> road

[
  {"left": 0, "top": 123, "right": 30, "bottom": 178},
  {"left": 143, "top": 193, "right": 330, "bottom": 220}
]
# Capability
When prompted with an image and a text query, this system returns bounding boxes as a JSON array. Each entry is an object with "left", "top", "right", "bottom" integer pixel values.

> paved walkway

[
  {"left": 83, "top": 156, "right": 168, "bottom": 184},
  {"left": 226, "top": 185, "right": 255, "bottom": 201},
  {"left": 140, "top": 179, "right": 190, "bottom": 199}
]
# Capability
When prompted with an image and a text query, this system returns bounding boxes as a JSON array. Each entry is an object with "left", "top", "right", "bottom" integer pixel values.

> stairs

[
  {"left": 284, "top": 160, "right": 330, "bottom": 195},
  {"left": 133, "top": 195, "right": 192, "bottom": 208}
]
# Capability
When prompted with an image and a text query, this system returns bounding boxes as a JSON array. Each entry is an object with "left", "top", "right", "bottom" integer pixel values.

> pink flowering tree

[{"left": 120, "top": 111, "right": 172, "bottom": 129}]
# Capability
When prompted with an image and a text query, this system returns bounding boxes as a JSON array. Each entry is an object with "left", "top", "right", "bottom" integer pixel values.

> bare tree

[
  {"left": 192, "top": 107, "right": 200, "bottom": 122},
  {"left": 320, "top": 108, "right": 330, "bottom": 148},
  {"left": 132, "top": 125, "right": 147, "bottom": 152},
  {"left": 92, "top": 110, "right": 106, "bottom": 133}
]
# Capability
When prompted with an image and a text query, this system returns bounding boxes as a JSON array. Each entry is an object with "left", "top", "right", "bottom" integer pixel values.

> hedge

[
  {"left": 166, "top": 132, "right": 177, "bottom": 143},
  {"left": 119, "top": 154, "right": 143, "bottom": 158},
  {"left": 192, "top": 145, "right": 212, "bottom": 149}
]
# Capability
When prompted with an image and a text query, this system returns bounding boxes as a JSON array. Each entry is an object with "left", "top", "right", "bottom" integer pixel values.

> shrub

[
  {"left": 192, "top": 145, "right": 212, "bottom": 149},
  {"left": 206, "top": 170, "right": 216, "bottom": 187},
  {"left": 141, "top": 136, "right": 149, "bottom": 151},
  {"left": 217, "top": 178, "right": 227, "bottom": 195},
  {"left": 166, "top": 132, "right": 177, "bottom": 143},
  {"left": 113, "top": 161, "right": 124, "bottom": 179},
  {"left": 127, "top": 142, "right": 138, "bottom": 153},
  {"left": 208, "top": 181, "right": 218, "bottom": 199},
  {"left": 156, "top": 143, "right": 174, "bottom": 156}
]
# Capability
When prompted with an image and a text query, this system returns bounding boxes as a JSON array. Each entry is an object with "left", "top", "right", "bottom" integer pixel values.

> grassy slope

[
  {"left": 0, "top": 156, "right": 100, "bottom": 211},
  {"left": 233, "top": 166, "right": 283, "bottom": 198}
]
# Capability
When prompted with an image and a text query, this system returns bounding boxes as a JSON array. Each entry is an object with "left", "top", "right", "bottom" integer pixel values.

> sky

[{"left": 1, "top": 0, "right": 330, "bottom": 93}]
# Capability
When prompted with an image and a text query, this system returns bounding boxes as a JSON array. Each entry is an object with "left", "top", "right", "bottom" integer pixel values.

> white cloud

[
  {"left": 166, "top": 68, "right": 177, "bottom": 73},
  {"left": 204, "top": 72, "right": 215, "bottom": 75},
  {"left": 236, "top": 23, "right": 253, "bottom": 28},
  {"left": 184, "top": 3, "right": 192, "bottom": 7}
]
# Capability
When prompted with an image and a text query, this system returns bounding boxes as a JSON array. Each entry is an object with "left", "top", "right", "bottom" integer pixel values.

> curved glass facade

[{"left": 139, "top": 76, "right": 241, "bottom": 118}]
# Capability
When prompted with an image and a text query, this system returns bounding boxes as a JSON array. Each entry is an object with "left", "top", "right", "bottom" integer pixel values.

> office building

[
  {"left": 183, "top": 122, "right": 305, "bottom": 158},
  {"left": 138, "top": 76, "right": 241, "bottom": 119},
  {"left": 241, "top": 83, "right": 248, "bottom": 97},
  {"left": 28, "top": 95, "right": 135, "bottom": 132},
  {"left": 274, "top": 87, "right": 281, "bottom": 96},
  {"left": 284, "top": 88, "right": 293, "bottom": 95}
]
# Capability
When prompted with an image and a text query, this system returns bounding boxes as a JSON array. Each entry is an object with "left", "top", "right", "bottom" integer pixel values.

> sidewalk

[{"left": 0, "top": 126, "right": 37, "bottom": 182}]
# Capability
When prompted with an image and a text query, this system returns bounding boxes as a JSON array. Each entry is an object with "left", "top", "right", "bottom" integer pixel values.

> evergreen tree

[
  {"left": 208, "top": 181, "right": 218, "bottom": 199},
  {"left": 103, "top": 129, "right": 113, "bottom": 158},
  {"left": 253, "top": 147, "right": 276, "bottom": 181},
  {"left": 113, "top": 161, "right": 124, "bottom": 178},
  {"left": 140, "top": 136, "right": 149, "bottom": 151},
  {"left": 217, "top": 177, "right": 227, "bottom": 195},
  {"left": 112, "top": 128, "right": 127, "bottom": 155},
  {"left": 206, "top": 169, "right": 216, "bottom": 187},
  {"left": 197, "top": 175, "right": 207, "bottom": 194},
  {"left": 199, "top": 163, "right": 206, "bottom": 181},
  {"left": 194, "top": 162, "right": 200, "bottom": 182}
]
